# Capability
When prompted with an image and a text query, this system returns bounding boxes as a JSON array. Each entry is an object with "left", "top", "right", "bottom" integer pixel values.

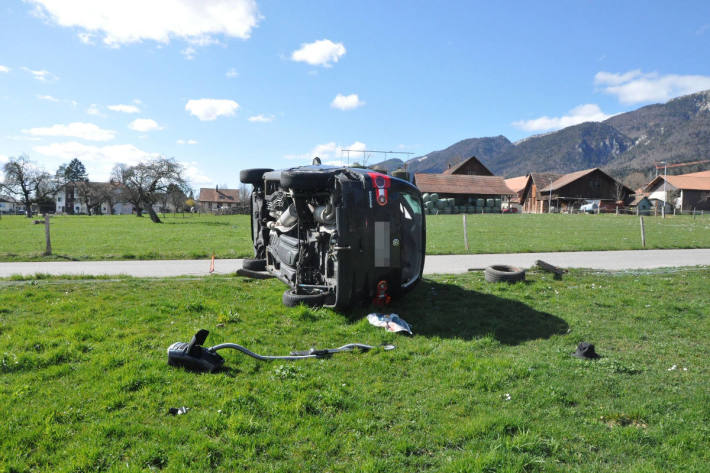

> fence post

[
  {"left": 462, "top": 214, "right": 469, "bottom": 252},
  {"left": 44, "top": 214, "right": 52, "bottom": 256},
  {"left": 640, "top": 216, "right": 646, "bottom": 249}
]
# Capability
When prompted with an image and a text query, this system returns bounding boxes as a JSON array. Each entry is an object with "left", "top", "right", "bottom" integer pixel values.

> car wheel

[
  {"left": 280, "top": 169, "right": 333, "bottom": 190},
  {"left": 240, "top": 168, "right": 273, "bottom": 185},
  {"left": 242, "top": 258, "right": 266, "bottom": 271},
  {"left": 282, "top": 289, "right": 326, "bottom": 308},
  {"left": 484, "top": 265, "right": 526, "bottom": 283}
]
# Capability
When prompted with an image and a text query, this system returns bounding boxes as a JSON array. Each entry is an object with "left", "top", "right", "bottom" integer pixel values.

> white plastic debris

[
  {"left": 367, "top": 313, "right": 413, "bottom": 335},
  {"left": 668, "top": 365, "right": 677, "bottom": 371}
]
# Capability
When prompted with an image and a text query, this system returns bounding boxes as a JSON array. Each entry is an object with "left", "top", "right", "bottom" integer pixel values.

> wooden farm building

[
  {"left": 442, "top": 156, "right": 494, "bottom": 176},
  {"left": 504, "top": 175, "right": 529, "bottom": 208},
  {"left": 520, "top": 168, "right": 632, "bottom": 213},
  {"left": 644, "top": 170, "right": 710, "bottom": 211},
  {"left": 413, "top": 156, "right": 514, "bottom": 213},
  {"left": 520, "top": 173, "right": 561, "bottom": 213}
]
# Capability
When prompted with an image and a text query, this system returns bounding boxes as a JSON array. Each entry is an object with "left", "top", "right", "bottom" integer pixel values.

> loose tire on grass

[
  {"left": 282, "top": 289, "right": 326, "bottom": 308},
  {"left": 484, "top": 265, "right": 526, "bottom": 283},
  {"left": 240, "top": 168, "right": 273, "bottom": 185},
  {"left": 280, "top": 169, "right": 333, "bottom": 191},
  {"left": 242, "top": 258, "right": 266, "bottom": 271}
]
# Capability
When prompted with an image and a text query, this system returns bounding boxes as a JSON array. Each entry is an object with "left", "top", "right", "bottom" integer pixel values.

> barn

[{"left": 520, "top": 168, "right": 632, "bottom": 213}]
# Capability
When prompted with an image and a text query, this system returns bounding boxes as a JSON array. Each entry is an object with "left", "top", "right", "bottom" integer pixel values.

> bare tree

[
  {"left": 118, "top": 158, "right": 188, "bottom": 223},
  {"left": 168, "top": 184, "right": 187, "bottom": 213},
  {"left": 1, "top": 155, "right": 55, "bottom": 218},
  {"left": 111, "top": 163, "right": 143, "bottom": 216}
]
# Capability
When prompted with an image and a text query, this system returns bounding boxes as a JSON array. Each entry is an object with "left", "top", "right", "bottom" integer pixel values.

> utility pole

[{"left": 662, "top": 161, "right": 667, "bottom": 219}]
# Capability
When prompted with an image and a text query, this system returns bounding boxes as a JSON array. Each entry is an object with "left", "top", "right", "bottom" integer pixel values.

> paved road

[{"left": 1, "top": 249, "right": 709, "bottom": 278}]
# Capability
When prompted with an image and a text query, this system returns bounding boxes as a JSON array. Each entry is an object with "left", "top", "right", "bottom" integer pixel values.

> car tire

[
  {"left": 282, "top": 289, "right": 326, "bottom": 308},
  {"left": 280, "top": 169, "right": 333, "bottom": 191},
  {"left": 242, "top": 258, "right": 266, "bottom": 271},
  {"left": 484, "top": 265, "right": 526, "bottom": 283},
  {"left": 240, "top": 168, "right": 273, "bottom": 185}
]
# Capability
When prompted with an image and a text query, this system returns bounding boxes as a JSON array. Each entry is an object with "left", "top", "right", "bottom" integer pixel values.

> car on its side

[{"left": 239, "top": 163, "right": 426, "bottom": 309}]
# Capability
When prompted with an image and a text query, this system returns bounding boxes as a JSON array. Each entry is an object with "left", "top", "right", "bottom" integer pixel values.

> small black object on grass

[
  {"left": 573, "top": 342, "right": 600, "bottom": 359},
  {"left": 484, "top": 265, "right": 526, "bottom": 283}
]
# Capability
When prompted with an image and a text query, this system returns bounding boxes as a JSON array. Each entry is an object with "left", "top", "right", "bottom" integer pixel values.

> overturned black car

[{"left": 239, "top": 163, "right": 426, "bottom": 309}]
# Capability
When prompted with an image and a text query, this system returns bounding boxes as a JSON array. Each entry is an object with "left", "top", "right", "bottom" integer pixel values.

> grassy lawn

[
  {"left": 431, "top": 213, "right": 710, "bottom": 254},
  {"left": 2, "top": 213, "right": 710, "bottom": 262},
  {"left": 0, "top": 214, "right": 253, "bottom": 262},
  {"left": 1, "top": 269, "right": 708, "bottom": 471}
]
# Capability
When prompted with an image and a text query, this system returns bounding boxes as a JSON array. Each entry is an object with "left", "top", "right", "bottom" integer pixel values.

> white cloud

[
  {"left": 86, "top": 104, "right": 103, "bottom": 116},
  {"left": 181, "top": 46, "right": 196, "bottom": 60},
  {"left": 248, "top": 114, "right": 274, "bottom": 123},
  {"left": 33, "top": 141, "right": 160, "bottom": 180},
  {"left": 291, "top": 39, "right": 346, "bottom": 67},
  {"left": 185, "top": 98, "right": 239, "bottom": 121},
  {"left": 331, "top": 93, "right": 365, "bottom": 111},
  {"left": 37, "top": 94, "right": 59, "bottom": 102},
  {"left": 226, "top": 67, "right": 239, "bottom": 78},
  {"left": 27, "top": 0, "right": 260, "bottom": 46},
  {"left": 128, "top": 118, "right": 163, "bottom": 132},
  {"left": 21, "top": 67, "right": 56, "bottom": 81},
  {"left": 512, "top": 104, "right": 611, "bottom": 132},
  {"left": 22, "top": 122, "right": 116, "bottom": 141},
  {"left": 181, "top": 161, "right": 211, "bottom": 184},
  {"left": 0, "top": 65, "right": 9, "bottom": 73},
  {"left": 177, "top": 139, "right": 198, "bottom": 145},
  {"left": 285, "top": 141, "right": 367, "bottom": 164},
  {"left": 77, "top": 32, "right": 95, "bottom": 44},
  {"left": 108, "top": 104, "right": 140, "bottom": 113},
  {"left": 595, "top": 70, "right": 710, "bottom": 104}
]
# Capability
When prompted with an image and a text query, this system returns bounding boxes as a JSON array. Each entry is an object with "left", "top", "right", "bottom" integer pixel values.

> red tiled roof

[
  {"left": 661, "top": 175, "right": 710, "bottom": 191},
  {"left": 198, "top": 188, "right": 241, "bottom": 202},
  {"left": 414, "top": 174, "right": 514, "bottom": 195},
  {"left": 504, "top": 175, "right": 528, "bottom": 193},
  {"left": 679, "top": 170, "right": 710, "bottom": 178}
]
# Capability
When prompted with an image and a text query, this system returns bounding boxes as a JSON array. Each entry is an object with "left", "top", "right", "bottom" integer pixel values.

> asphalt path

[{"left": 1, "top": 248, "right": 709, "bottom": 278}]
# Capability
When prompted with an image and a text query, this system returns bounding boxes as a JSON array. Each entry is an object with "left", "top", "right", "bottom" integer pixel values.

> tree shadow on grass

[{"left": 347, "top": 279, "right": 568, "bottom": 346}]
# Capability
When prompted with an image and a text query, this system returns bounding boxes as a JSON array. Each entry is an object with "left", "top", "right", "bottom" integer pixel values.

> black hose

[{"left": 209, "top": 342, "right": 394, "bottom": 361}]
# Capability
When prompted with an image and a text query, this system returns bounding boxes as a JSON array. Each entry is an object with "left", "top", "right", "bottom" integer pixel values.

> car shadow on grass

[{"left": 348, "top": 279, "right": 568, "bottom": 346}]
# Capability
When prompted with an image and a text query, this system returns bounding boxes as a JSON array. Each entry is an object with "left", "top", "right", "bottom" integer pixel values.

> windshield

[{"left": 399, "top": 191, "right": 424, "bottom": 288}]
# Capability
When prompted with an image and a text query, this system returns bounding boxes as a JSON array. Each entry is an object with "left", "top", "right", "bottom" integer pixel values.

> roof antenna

[{"left": 312, "top": 156, "right": 322, "bottom": 166}]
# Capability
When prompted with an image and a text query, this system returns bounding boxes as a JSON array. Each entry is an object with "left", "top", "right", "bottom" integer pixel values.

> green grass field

[
  {"left": 1, "top": 269, "right": 708, "bottom": 471},
  {"left": 1, "top": 213, "right": 710, "bottom": 262}
]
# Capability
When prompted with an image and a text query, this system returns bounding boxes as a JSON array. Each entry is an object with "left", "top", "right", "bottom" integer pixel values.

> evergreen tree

[{"left": 56, "top": 158, "right": 89, "bottom": 183}]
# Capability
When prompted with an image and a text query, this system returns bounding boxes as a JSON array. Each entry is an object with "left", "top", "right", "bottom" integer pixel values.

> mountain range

[{"left": 376, "top": 89, "right": 710, "bottom": 183}]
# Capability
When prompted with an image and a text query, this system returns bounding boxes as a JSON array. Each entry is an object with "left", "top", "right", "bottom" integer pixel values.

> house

[
  {"left": 504, "top": 175, "right": 529, "bottom": 210},
  {"left": 0, "top": 196, "right": 20, "bottom": 214},
  {"left": 519, "top": 173, "right": 561, "bottom": 213},
  {"left": 521, "top": 168, "right": 632, "bottom": 213},
  {"left": 644, "top": 170, "right": 710, "bottom": 211},
  {"left": 55, "top": 182, "right": 134, "bottom": 215},
  {"left": 442, "top": 156, "right": 494, "bottom": 176},
  {"left": 198, "top": 187, "right": 244, "bottom": 213},
  {"left": 628, "top": 191, "right": 653, "bottom": 215}
]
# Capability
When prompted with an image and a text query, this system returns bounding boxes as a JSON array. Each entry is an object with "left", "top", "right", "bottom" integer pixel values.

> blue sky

[{"left": 1, "top": 0, "right": 709, "bottom": 189}]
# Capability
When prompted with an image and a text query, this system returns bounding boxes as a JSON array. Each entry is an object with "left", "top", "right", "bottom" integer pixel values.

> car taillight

[
  {"left": 372, "top": 280, "right": 391, "bottom": 306},
  {"left": 367, "top": 172, "right": 391, "bottom": 206}
]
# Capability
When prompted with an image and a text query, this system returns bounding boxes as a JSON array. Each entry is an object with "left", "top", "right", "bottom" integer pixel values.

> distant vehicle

[
  {"left": 502, "top": 207, "right": 518, "bottom": 214},
  {"left": 240, "top": 163, "right": 426, "bottom": 309},
  {"left": 579, "top": 200, "right": 599, "bottom": 213}
]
